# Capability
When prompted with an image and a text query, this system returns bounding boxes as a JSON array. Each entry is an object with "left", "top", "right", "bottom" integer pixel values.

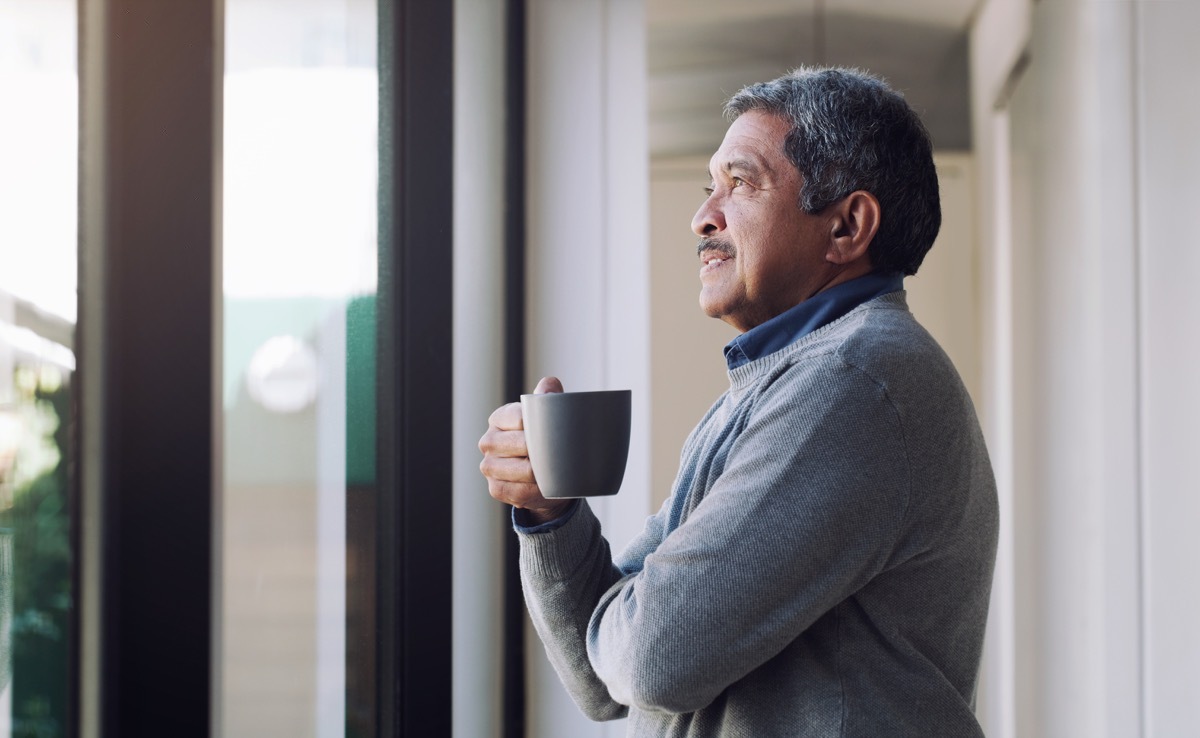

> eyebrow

[
  {"left": 708, "top": 157, "right": 768, "bottom": 180},
  {"left": 725, "top": 158, "right": 765, "bottom": 175}
]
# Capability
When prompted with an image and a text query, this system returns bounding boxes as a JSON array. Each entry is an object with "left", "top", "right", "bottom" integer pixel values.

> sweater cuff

[
  {"left": 517, "top": 499, "right": 601, "bottom": 582},
  {"left": 512, "top": 498, "right": 581, "bottom": 534}
]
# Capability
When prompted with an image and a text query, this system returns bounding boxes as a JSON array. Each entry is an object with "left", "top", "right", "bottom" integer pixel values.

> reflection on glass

[
  {"left": 0, "top": 1, "right": 77, "bottom": 737},
  {"left": 221, "top": 1, "right": 377, "bottom": 736}
]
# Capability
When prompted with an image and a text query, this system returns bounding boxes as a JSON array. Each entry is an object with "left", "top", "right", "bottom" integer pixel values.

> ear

[{"left": 825, "top": 190, "right": 880, "bottom": 266}]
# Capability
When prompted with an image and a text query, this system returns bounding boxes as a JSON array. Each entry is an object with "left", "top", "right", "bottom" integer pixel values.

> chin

[
  {"left": 699, "top": 294, "right": 745, "bottom": 328},
  {"left": 698, "top": 294, "right": 725, "bottom": 321}
]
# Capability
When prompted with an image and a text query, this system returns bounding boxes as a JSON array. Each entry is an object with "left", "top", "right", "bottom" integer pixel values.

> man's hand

[{"left": 479, "top": 376, "right": 574, "bottom": 525}]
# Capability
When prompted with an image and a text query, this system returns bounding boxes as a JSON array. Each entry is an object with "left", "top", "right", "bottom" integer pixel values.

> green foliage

[{"left": 1, "top": 376, "right": 71, "bottom": 738}]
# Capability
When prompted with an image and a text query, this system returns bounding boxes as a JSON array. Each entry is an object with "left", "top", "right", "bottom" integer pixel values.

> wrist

[{"left": 521, "top": 499, "right": 573, "bottom": 525}]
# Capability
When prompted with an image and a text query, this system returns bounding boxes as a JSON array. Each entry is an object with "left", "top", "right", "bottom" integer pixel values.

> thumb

[{"left": 533, "top": 376, "right": 564, "bottom": 395}]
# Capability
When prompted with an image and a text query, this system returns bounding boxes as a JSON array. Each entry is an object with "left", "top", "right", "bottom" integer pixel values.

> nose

[{"left": 691, "top": 195, "right": 725, "bottom": 237}]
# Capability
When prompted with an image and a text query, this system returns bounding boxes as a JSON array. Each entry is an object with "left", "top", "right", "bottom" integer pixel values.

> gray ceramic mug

[{"left": 520, "top": 389, "right": 632, "bottom": 499}]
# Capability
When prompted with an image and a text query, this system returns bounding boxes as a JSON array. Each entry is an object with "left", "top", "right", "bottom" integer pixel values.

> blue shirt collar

[{"left": 723, "top": 270, "right": 904, "bottom": 370}]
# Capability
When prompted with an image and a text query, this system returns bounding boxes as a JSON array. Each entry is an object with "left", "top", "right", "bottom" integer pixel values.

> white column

[
  {"left": 972, "top": 1, "right": 1157, "bottom": 735},
  {"left": 1136, "top": 2, "right": 1200, "bottom": 734},
  {"left": 452, "top": 0, "right": 508, "bottom": 735},
  {"left": 968, "top": 2, "right": 1030, "bottom": 733},
  {"left": 315, "top": 306, "right": 347, "bottom": 738},
  {"left": 525, "top": 0, "right": 650, "bottom": 735}
]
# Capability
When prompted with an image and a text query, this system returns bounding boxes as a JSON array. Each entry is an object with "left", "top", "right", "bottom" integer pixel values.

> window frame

[{"left": 76, "top": 0, "right": 455, "bottom": 735}]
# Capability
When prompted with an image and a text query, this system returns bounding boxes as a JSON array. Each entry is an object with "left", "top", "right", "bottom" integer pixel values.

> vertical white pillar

[
  {"left": 315, "top": 306, "right": 347, "bottom": 738},
  {"left": 968, "top": 2, "right": 1030, "bottom": 733},
  {"left": 1136, "top": 2, "right": 1200, "bottom": 734},
  {"left": 972, "top": 1, "right": 1151, "bottom": 735},
  {"left": 525, "top": 0, "right": 650, "bottom": 735},
  {"left": 452, "top": 0, "right": 508, "bottom": 735}
]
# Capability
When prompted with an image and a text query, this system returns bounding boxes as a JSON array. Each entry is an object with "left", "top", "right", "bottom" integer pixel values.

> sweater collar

[{"left": 723, "top": 270, "right": 904, "bottom": 371}]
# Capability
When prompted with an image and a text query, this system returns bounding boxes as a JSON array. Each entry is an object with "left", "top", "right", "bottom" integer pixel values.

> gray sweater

[{"left": 518, "top": 293, "right": 998, "bottom": 737}]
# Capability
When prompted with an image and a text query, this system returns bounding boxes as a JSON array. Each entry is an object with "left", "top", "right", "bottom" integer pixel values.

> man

[{"left": 479, "top": 67, "right": 998, "bottom": 737}]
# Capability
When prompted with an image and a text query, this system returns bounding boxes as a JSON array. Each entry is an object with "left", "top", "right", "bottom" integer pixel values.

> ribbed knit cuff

[
  {"left": 518, "top": 499, "right": 600, "bottom": 582},
  {"left": 512, "top": 499, "right": 580, "bottom": 534}
]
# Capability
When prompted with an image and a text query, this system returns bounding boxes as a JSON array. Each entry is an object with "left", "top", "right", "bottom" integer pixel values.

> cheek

[{"left": 736, "top": 227, "right": 777, "bottom": 277}]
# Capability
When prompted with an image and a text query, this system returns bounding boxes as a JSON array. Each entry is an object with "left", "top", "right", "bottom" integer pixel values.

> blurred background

[{"left": 0, "top": 0, "right": 1195, "bottom": 736}]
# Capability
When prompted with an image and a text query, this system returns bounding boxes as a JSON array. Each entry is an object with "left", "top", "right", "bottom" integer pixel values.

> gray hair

[{"left": 725, "top": 67, "right": 941, "bottom": 275}]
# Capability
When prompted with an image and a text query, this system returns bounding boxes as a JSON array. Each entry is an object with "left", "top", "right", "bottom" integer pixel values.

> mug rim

[{"left": 520, "top": 388, "right": 631, "bottom": 401}]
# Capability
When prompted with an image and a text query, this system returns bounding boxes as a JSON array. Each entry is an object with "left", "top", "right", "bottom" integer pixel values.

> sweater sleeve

[
  {"left": 517, "top": 498, "right": 669, "bottom": 721},
  {"left": 585, "top": 356, "right": 911, "bottom": 714}
]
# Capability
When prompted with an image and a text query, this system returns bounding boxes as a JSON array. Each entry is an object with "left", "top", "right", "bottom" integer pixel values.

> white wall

[
  {"left": 905, "top": 153, "right": 980, "bottom": 403},
  {"left": 971, "top": 1, "right": 1200, "bottom": 735},
  {"left": 524, "top": 0, "right": 651, "bottom": 735}
]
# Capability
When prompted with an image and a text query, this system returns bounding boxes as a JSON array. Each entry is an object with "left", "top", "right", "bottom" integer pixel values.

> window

[
  {"left": 0, "top": 2, "right": 77, "bottom": 736},
  {"left": 221, "top": 2, "right": 378, "bottom": 735},
  {"left": 72, "top": 0, "right": 453, "bottom": 735}
]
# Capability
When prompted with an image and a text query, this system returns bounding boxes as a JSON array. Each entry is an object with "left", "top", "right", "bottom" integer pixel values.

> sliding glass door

[
  {"left": 0, "top": 2, "right": 77, "bottom": 736},
  {"left": 72, "top": 0, "right": 453, "bottom": 735},
  {"left": 221, "top": 2, "right": 378, "bottom": 735}
]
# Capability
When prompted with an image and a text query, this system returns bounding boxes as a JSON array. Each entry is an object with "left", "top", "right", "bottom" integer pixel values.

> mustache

[{"left": 696, "top": 237, "right": 735, "bottom": 258}]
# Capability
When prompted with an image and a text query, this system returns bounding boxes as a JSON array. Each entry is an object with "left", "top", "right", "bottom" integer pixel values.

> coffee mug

[{"left": 520, "top": 389, "right": 631, "bottom": 499}]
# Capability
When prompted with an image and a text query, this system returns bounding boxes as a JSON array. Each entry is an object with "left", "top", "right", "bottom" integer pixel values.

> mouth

[
  {"left": 700, "top": 255, "right": 730, "bottom": 275},
  {"left": 697, "top": 238, "right": 734, "bottom": 275}
]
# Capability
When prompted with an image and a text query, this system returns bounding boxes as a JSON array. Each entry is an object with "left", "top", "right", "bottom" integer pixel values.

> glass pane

[
  {"left": 0, "top": 1, "right": 78, "bottom": 737},
  {"left": 220, "top": 1, "right": 377, "bottom": 736}
]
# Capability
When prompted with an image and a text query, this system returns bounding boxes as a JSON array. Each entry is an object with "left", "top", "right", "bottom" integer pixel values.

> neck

[{"left": 806, "top": 260, "right": 873, "bottom": 301}]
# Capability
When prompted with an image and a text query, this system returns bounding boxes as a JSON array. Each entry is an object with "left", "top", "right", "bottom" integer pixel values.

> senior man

[{"left": 479, "top": 67, "right": 998, "bottom": 737}]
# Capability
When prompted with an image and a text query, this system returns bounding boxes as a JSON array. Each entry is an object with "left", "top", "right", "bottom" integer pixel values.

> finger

[
  {"left": 534, "top": 376, "right": 564, "bottom": 394},
  {"left": 486, "top": 478, "right": 543, "bottom": 507},
  {"left": 479, "top": 454, "right": 536, "bottom": 483},
  {"left": 479, "top": 429, "right": 529, "bottom": 458},
  {"left": 487, "top": 401, "right": 524, "bottom": 431}
]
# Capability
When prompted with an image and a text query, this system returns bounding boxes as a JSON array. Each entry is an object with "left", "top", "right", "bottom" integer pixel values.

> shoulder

[
  {"left": 748, "top": 292, "right": 971, "bottom": 425},
  {"left": 817, "top": 292, "right": 964, "bottom": 401}
]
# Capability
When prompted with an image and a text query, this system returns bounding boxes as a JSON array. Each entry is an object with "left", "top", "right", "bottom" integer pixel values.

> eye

[
  {"left": 732, "top": 177, "right": 746, "bottom": 188},
  {"left": 703, "top": 184, "right": 714, "bottom": 196}
]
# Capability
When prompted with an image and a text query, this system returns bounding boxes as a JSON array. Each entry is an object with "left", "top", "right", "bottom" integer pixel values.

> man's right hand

[{"left": 478, "top": 376, "right": 574, "bottom": 525}]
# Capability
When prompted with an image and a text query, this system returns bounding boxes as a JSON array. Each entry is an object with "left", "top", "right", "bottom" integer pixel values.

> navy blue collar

[{"left": 723, "top": 270, "right": 904, "bottom": 370}]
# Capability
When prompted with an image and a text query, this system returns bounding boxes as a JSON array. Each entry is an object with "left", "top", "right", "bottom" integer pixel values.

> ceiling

[{"left": 646, "top": 0, "right": 979, "bottom": 158}]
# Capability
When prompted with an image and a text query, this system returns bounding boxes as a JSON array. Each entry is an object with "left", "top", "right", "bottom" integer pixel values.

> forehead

[{"left": 708, "top": 109, "right": 792, "bottom": 176}]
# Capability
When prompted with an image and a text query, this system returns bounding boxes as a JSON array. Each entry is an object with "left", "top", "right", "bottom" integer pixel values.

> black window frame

[{"left": 76, "top": 0, "right": 454, "bottom": 735}]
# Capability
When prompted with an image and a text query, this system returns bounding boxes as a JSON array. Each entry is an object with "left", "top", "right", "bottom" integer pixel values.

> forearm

[{"left": 518, "top": 501, "right": 628, "bottom": 721}]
